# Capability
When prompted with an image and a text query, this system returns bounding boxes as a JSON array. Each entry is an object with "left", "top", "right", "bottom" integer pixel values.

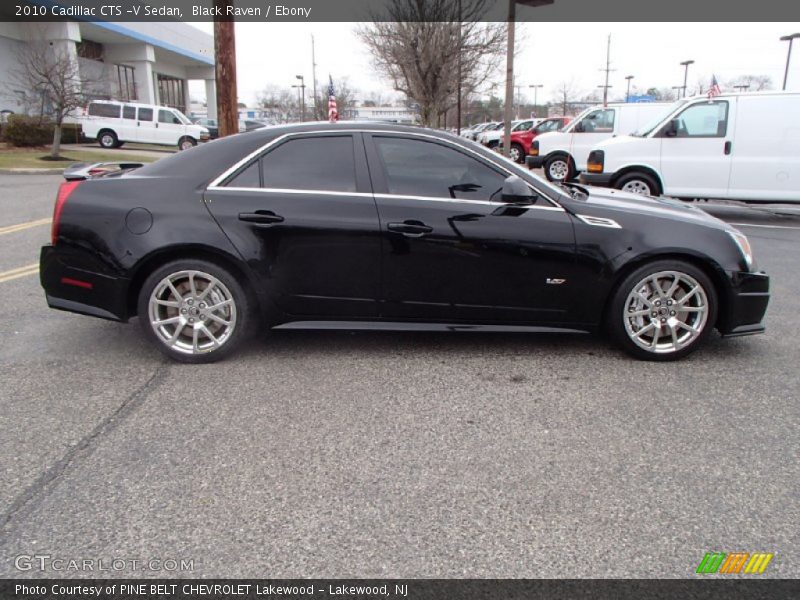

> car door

[
  {"left": 119, "top": 105, "right": 137, "bottom": 142},
  {"left": 135, "top": 107, "right": 157, "bottom": 143},
  {"left": 203, "top": 132, "right": 381, "bottom": 318},
  {"left": 569, "top": 108, "right": 616, "bottom": 170},
  {"left": 364, "top": 133, "right": 577, "bottom": 323},
  {"left": 157, "top": 108, "right": 183, "bottom": 145},
  {"left": 657, "top": 99, "right": 734, "bottom": 198}
]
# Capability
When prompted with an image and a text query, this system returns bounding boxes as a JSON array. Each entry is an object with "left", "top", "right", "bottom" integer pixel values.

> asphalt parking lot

[{"left": 0, "top": 173, "right": 797, "bottom": 578}]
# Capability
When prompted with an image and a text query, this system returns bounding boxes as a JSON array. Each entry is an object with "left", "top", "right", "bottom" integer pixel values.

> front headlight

[{"left": 727, "top": 230, "right": 754, "bottom": 271}]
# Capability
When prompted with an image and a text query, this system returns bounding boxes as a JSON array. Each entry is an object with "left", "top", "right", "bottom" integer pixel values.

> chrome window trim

[{"left": 207, "top": 128, "right": 565, "bottom": 210}]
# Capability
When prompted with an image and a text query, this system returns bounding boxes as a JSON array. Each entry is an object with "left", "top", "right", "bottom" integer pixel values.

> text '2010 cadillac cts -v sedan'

[{"left": 40, "top": 123, "right": 769, "bottom": 363}]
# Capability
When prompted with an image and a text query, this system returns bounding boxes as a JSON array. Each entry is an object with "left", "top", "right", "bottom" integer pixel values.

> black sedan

[{"left": 40, "top": 123, "right": 769, "bottom": 363}]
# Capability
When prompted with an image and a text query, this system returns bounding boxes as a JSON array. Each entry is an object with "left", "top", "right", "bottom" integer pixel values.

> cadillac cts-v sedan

[{"left": 40, "top": 123, "right": 769, "bottom": 363}]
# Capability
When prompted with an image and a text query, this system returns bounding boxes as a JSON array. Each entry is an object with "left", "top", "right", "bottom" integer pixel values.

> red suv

[{"left": 505, "top": 117, "right": 571, "bottom": 163}]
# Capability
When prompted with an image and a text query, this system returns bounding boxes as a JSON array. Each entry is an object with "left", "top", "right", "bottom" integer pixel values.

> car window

[
  {"left": 260, "top": 136, "right": 356, "bottom": 192},
  {"left": 122, "top": 105, "right": 136, "bottom": 120},
  {"left": 226, "top": 161, "right": 260, "bottom": 188},
  {"left": 673, "top": 101, "right": 728, "bottom": 137},
  {"left": 535, "top": 119, "right": 559, "bottom": 134},
  {"left": 138, "top": 107, "right": 153, "bottom": 121},
  {"left": 578, "top": 109, "right": 615, "bottom": 133},
  {"left": 159, "top": 109, "right": 179, "bottom": 125},
  {"left": 513, "top": 120, "right": 533, "bottom": 131},
  {"left": 373, "top": 136, "right": 506, "bottom": 202},
  {"left": 88, "top": 103, "right": 120, "bottom": 118}
]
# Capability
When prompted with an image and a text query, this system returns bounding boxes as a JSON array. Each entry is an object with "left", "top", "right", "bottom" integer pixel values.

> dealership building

[{"left": 0, "top": 19, "right": 216, "bottom": 118}]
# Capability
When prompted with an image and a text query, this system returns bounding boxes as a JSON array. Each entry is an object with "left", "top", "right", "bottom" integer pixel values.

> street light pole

[
  {"left": 680, "top": 59, "right": 694, "bottom": 98},
  {"left": 529, "top": 84, "right": 542, "bottom": 117},
  {"left": 624, "top": 75, "right": 634, "bottom": 102},
  {"left": 671, "top": 85, "right": 683, "bottom": 100},
  {"left": 780, "top": 33, "right": 800, "bottom": 90},
  {"left": 294, "top": 74, "right": 306, "bottom": 121},
  {"left": 503, "top": 0, "right": 554, "bottom": 158},
  {"left": 456, "top": 0, "right": 462, "bottom": 135}
]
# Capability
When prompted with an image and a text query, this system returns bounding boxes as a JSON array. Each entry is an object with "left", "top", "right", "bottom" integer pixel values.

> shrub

[{"left": 3, "top": 114, "right": 54, "bottom": 147}]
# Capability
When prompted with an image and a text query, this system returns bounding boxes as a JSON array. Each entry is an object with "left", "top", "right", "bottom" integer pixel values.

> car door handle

[
  {"left": 238, "top": 210, "right": 284, "bottom": 225},
  {"left": 387, "top": 221, "right": 433, "bottom": 237},
  {"left": 724, "top": 141, "right": 732, "bottom": 155}
]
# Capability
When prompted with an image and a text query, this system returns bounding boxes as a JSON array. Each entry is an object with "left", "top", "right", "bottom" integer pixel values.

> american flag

[
  {"left": 327, "top": 75, "right": 338, "bottom": 122},
  {"left": 707, "top": 74, "right": 722, "bottom": 98}
]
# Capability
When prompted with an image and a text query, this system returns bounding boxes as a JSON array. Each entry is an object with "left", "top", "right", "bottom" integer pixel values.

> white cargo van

[
  {"left": 526, "top": 102, "right": 671, "bottom": 182},
  {"left": 82, "top": 100, "right": 210, "bottom": 151},
  {"left": 580, "top": 92, "right": 800, "bottom": 202}
]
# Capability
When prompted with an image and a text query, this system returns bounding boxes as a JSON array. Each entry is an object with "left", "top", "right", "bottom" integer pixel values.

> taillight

[{"left": 51, "top": 180, "right": 81, "bottom": 245}]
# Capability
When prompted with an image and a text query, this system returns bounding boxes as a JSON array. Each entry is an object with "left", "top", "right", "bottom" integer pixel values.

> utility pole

[
  {"left": 680, "top": 60, "right": 695, "bottom": 98},
  {"left": 624, "top": 75, "right": 634, "bottom": 102},
  {"left": 292, "top": 75, "right": 306, "bottom": 121},
  {"left": 513, "top": 84, "right": 526, "bottom": 119},
  {"left": 311, "top": 35, "right": 318, "bottom": 120},
  {"left": 528, "top": 84, "right": 542, "bottom": 117},
  {"left": 213, "top": 0, "right": 238, "bottom": 137},
  {"left": 598, "top": 33, "right": 614, "bottom": 107},
  {"left": 456, "top": 0, "right": 462, "bottom": 135}
]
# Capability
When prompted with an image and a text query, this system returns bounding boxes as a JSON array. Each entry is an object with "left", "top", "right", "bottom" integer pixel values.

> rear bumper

[
  {"left": 40, "top": 245, "right": 130, "bottom": 322},
  {"left": 718, "top": 270, "right": 770, "bottom": 337},
  {"left": 525, "top": 155, "right": 545, "bottom": 169},
  {"left": 580, "top": 172, "right": 614, "bottom": 186}
]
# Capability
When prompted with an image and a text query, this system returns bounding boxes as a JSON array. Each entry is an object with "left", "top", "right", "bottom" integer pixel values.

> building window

[
  {"left": 156, "top": 74, "right": 186, "bottom": 114},
  {"left": 76, "top": 39, "right": 103, "bottom": 61},
  {"left": 116, "top": 65, "right": 137, "bottom": 102}
]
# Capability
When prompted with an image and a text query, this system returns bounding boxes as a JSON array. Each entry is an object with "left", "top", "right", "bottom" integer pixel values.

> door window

[
  {"left": 672, "top": 101, "right": 729, "bottom": 137},
  {"left": 137, "top": 107, "right": 153, "bottom": 121},
  {"left": 159, "top": 109, "right": 180, "bottom": 125},
  {"left": 260, "top": 136, "right": 357, "bottom": 192},
  {"left": 534, "top": 119, "right": 560, "bottom": 134},
  {"left": 226, "top": 161, "right": 260, "bottom": 188},
  {"left": 122, "top": 105, "right": 136, "bottom": 120},
  {"left": 578, "top": 109, "right": 615, "bottom": 133},
  {"left": 373, "top": 136, "right": 506, "bottom": 201},
  {"left": 513, "top": 120, "right": 533, "bottom": 131}
]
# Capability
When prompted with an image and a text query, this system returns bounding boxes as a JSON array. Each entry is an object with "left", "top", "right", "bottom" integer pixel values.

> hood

[{"left": 575, "top": 185, "right": 733, "bottom": 231}]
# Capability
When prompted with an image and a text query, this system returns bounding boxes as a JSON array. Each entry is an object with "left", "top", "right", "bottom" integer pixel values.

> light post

[
  {"left": 733, "top": 84, "right": 750, "bottom": 92},
  {"left": 529, "top": 84, "right": 542, "bottom": 117},
  {"left": 502, "top": 0, "right": 554, "bottom": 158},
  {"left": 680, "top": 59, "right": 694, "bottom": 98},
  {"left": 292, "top": 74, "right": 306, "bottom": 121},
  {"left": 624, "top": 75, "right": 634, "bottom": 102},
  {"left": 671, "top": 85, "right": 683, "bottom": 100},
  {"left": 456, "top": 0, "right": 462, "bottom": 135},
  {"left": 780, "top": 33, "right": 800, "bottom": 90}
]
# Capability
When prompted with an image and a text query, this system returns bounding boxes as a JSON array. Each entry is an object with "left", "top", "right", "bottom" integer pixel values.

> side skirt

[{"left": 271, "top": 321, "right": 592, "bottom": 334}]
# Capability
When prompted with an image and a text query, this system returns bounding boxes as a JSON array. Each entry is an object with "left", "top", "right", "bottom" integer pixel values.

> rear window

[
  {"left": 122, "top": 106, "right": 136, "bottom": 120},
  {"left": 88, "top": 103, "right": 120, "bottom": 118}
]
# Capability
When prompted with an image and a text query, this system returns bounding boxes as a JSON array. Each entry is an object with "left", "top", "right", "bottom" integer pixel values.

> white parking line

[
  {"left": 0, "top": 263, "right": 39, "bottom": 284},
  {"left": 729, "top": 222, "right": 800, "bottom": 231},
  {"left": 0, "top": 217, "right": 51, "bottom": 236}
]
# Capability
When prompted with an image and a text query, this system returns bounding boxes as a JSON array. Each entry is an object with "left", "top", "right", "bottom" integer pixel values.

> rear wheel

[
  {"left": 178, "top": 136, "right": 197, "bottom": 151},
  {"left": 509, "top": 143, "right": 525, "bottom": 163},
  {"left": 608, "top": 260, "right": 717, "bottom": 361},
  {"left": 137, "top": 259, "right": 254, "bottom": 363},
  {"left": 616, "top": 171, "right": 660, "bottom": 196},
  {"left": 98, "top": 130, "right": 118, "bottom": 149},
  {"left": 544, "top": 155, "right": 573, "bottom": 182}
]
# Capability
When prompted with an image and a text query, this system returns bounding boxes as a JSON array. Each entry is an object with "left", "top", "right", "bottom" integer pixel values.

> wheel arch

[
  {"left": 126, "top": 244, "right": 260, "bottom": 319},
  {"left": 602, "top": 251, "right": 730, "bottom": 331},
  {"left": 611, "top": 165, "right": 664, "bottom": 196}
]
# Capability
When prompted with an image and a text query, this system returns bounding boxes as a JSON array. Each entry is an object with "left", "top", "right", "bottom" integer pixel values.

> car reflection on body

[{"left": 40, "top": 123, "right": 769, "bottom": 362}]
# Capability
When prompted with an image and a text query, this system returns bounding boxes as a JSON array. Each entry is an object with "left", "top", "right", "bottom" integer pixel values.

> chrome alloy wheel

[
  {"left": 621, "top": 179, "right": 652, "bottom": 195},
  {"left": 623, "top": 270, "right": 709, "bottom": 354},
  {"left": 548, "top": 159, "right": 569, "bottom": 181},
  {"left": 148, "top": 270, "right": 237, "bottom": 355}
]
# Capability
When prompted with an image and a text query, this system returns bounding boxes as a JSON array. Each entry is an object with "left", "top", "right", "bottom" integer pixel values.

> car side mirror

[
  {"left": 573, "top": 122, "right": 585, "bottom": 133},
  {"left": 501, "top": 175, "right": 534, "bottom": 204},
  {"left": 173, "top": 118, "right": 181, "bottom": 125},
  {"left": 661, "top": 119, "right": 679, "bottom": 137}
]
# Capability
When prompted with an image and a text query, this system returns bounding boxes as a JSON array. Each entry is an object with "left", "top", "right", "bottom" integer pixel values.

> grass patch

[{"left": 0, "top": 145, "right": 158, "bottom": 169}]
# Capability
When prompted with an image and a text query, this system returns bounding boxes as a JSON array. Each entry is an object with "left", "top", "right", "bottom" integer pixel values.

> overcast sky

[{"left": 188, "top": 22, "right": 800, "bottom": 106}]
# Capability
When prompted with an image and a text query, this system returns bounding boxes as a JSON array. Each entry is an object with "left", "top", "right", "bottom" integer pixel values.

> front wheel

[
  {"left": 98, "top": 130, "right": 118, "bottom": 149},
  {"left": 137, "top": 260, "right": 254, "bottom": 363},
  {"left": 509, "top": 143, "right": 525, "bottom": 163},
  {"left": 544, "top": 155, "right": 573, "bottom": 182},
  {"left": 178, "top": 137, "right": 197, "bottom": 151},
  {"left": 608, "top": 260, "right": 717, "bottom": 361},
  {"left": 616, "top": 171, "right": 660, "bottom": 196}
]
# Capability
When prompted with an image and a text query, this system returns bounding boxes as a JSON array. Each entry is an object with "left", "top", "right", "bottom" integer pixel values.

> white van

[
  {"left": 526, "top": 102, "right": 671, "bottom": 182},
  {"left": 580, "top": 92, "right": 800, "bottom": 202},
  {"left": 82, "top": 100, "right": 210, "bottom": 151}
]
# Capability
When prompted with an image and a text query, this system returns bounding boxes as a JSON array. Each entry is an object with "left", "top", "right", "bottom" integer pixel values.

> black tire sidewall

[
  {"left": 136, "top": 259, "right": 253, "bottom": 363},
  {"left": 608, "top": 260, "right": 718, "bottom": 361}
]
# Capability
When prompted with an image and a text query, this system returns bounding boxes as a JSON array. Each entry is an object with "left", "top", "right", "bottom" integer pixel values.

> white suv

[{"left": 82, "top": 101, "right": 209, "bottom": 151}]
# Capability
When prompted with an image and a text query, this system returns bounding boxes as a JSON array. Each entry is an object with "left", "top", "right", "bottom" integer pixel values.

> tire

[
  {"left": 98, "top": 130, "right": 118, "bottom": 149},
  {"left": 509, "top": 143, "right": 525, "bottom": 164},
  {"left": 544, "top": 154, "right": 574, "bottom": 182},
  {"left": 137, "top": 259, "right": 254, "bottom": 363},
  {"left": 178, "top": 137, "right": 197, "bottom": 151},
  {"left": 616, "top": 171, "right": 661, "bottom": 196},
  {"left": 607, "top": 260, "right": 718, "bottom": 361}
]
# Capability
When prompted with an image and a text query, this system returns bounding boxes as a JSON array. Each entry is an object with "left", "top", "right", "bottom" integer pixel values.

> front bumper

[
  {"left": 40, "top": 245, "right": 130, "bottom": 322},
  {"left": 579, "top": 172, "right": 614, "bottom": 186},
  {"left": 525, "top": 155, "right": 545, "bottom": 169},
  {"left": 718, "top": 270, "right": 770, "bottom": 337}
]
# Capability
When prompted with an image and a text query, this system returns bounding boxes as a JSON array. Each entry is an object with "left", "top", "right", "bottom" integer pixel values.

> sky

[{"left": 188, "top": 22, "right": 800, "bottom": 106}]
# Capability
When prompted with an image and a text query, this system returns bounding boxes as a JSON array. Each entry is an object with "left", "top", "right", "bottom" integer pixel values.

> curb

[{"left": 0, "top": 168, "right": 63, "bottom": 175}]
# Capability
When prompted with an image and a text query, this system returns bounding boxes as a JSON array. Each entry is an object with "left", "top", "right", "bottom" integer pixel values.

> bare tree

[
  {"left": 12, "top": 38, "right": 96, "bottom": 158},
  {"left": 552, "top": 80, "right": 581, "bottom": 116},
  {"left": 728, "top": 74, "right": 773, "bottom": 91},
  {"left": 257, "top": 84, "right": 300, "bottom": 123},
  {"left": 357, "top": 0, "right": 506, "bottom": 127}
]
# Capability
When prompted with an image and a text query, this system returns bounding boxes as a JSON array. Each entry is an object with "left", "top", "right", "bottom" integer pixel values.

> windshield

[
  {"left": 632, "top": 100, "right": 688, "bottom": 136},
  {"left": 173, "top": 110, "right": 193, "bottom": 125}
]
